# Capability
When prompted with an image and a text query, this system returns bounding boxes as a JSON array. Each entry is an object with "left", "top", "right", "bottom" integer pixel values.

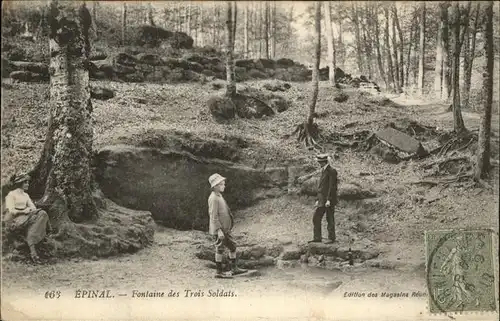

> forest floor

[{"left": 1, "top": 79, "right": 499, "bottom": 320}]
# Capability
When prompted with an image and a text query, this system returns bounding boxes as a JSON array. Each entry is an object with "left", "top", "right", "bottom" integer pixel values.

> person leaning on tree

[
  {"left": 309, "top": 153, "right": 338, "bottom": 244},
  {"left": 207, "top": 173, "right": 247, "bottom": 279},
  {"left": 3, "top": 174, "right": 51, "bottom": 264}
]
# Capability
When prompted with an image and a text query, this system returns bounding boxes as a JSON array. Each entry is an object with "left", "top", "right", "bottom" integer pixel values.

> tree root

[
  {"left": 292, "top": 121, "right": 323, "bottom": 150},
  {"left": 421, "top": 156, "right": 470, "bottom": 170}
]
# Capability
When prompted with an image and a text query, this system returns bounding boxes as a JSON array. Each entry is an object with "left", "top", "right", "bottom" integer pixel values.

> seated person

[{"left": 4, "top": 174, "right": 51, "bottom": 264}]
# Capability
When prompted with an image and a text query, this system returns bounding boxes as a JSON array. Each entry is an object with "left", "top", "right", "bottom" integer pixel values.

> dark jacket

[{"left": 317, "top": 165, "right": 338, "bottom": 207}]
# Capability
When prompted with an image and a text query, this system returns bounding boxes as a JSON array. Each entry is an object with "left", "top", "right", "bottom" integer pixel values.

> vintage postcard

[{"left": 1, "top": 1, "right": 499, "bottom": 320}]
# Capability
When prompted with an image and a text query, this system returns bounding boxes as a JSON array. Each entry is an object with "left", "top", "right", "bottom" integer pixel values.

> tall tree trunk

[
  {"left": 199, "top": 5, "right": 204, "bottom": 47},
  {"left": 393, "top": 5, "right": 404, "bottom": 88},
  {"left": 405, "top": 19, "right": 414, "bottom": 87},
  {"left": 464, "top": 3, "right": 480, "bottom": 110},
  {"left": 373, "top": 6, "right": 387, "bottom": 88},
  {"left": 212, "top": 2, "right": 217, "bottom": 46},
  {"left": 225, "top": 1, "right": 236, "bottom": 98},
  {"left": 442, "top": 3, "right": 450, "bottom": 101},
  {"left": 338, "top": 17, "right": 344, "bottom": 69},
  {"left": 361, "top": 10, "right": 373, "bottom": 79},
  {"left": 384, "top": 7, "right": 394, "bottom": 92},
  {"left": 390, "top": 6, "right": 401, "bottom": 92},
  {"left": 451, "top": 2, "right": 465, "bottom": 132},
  {"left": 148, "top": 3, "right": 155, "bottom": 26},
  {"left": 352, "top": 3, "right": 364, "bottom": 75},
  {"left": 259, "top": 1, "right": 263, "bottom": 58},
  {"left": 244, "top": 3, "right": 249, "bottom": 58},
  {"left": 434, "top": 3, "right": 446, "bottom": 99},
  {"left": 264, "top": 1, "right": 269, "bottom": 59},
  {"left": 187, "top": 2, "right": 191, "bottom": 35},
  {"left": 271, "top": 1, "right": 276, "bottom": 58},
  {"left": 324, "top": 1, "right": 336, "bottom": 86},
  {"left": 31, "top": 0, "right": 97, "bottom": 225},
  {"left": 475, "top": 1, "right": 494, "bottom": 180},
  {"left": 121, "top": 3, "right": 127, "bottom": 46},
  {"left": 308, "top": 1, "right": 321, "bottom": 127},
  {"left": 417, "top": 3, "right": 425, "bottom": 95},
  {"left": 91, "top": 2, "right": 98, "bottom": 40},
  {"left": 232, "top": 1, "right": 237, "bottom": 53}
]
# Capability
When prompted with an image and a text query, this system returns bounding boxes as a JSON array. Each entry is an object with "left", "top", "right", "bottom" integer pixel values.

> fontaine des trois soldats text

[{"left": 73, "top": 289, "right": 237, "bottom": 299}]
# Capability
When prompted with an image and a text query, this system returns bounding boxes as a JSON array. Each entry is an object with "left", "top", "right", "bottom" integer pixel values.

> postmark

[{"left": 425, "top": 229, "right": 498, "bottom": 314}]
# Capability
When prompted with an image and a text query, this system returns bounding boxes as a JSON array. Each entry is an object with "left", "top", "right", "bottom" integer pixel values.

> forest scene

[{"left": 1, "top": 1, "right": 499, "bottom": 319}]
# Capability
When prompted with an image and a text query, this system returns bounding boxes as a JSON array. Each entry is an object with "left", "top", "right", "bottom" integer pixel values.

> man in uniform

[{"left": 309, "top": 154, "right": 338, "bottom": 244}]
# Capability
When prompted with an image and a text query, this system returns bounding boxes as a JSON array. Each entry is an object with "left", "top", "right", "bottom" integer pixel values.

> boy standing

[{"left": 208, "top": 173, "right": 247, "bottom": 278}]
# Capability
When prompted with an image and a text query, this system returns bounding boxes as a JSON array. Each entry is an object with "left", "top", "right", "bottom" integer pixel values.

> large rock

[
  {"left": 9, "top": 61, "right": 49, "bottom": 76},
  {"left": 90, "top": 86, "right": 115, "bottom": 100},
  {"left": 375, "top": 127, "right": 427, "bottom": 156},
  {"left": 207, "top": 96, "right": 236, "bottom": 122},
  {"left": 95, "top": 145, "right": 273, "bottom": 230},
  {"left": 10, "top": 71, "right": 47, "bottom": 83},
  {"left": 300, "top": 177, "right": 376, "bottom": 200}
]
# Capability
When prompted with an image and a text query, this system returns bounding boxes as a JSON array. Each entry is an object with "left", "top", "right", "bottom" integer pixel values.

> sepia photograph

[{"left": 1, "top": 1, "right": 499, "bottom": 320}]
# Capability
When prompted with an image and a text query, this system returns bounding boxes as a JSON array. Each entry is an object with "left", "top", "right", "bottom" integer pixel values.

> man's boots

[
  {"left": 230, "top": 259, "right": 248, "bottom": 275},
  {"left": 215, "top": 262, "right": 233, "bottom": 279}
]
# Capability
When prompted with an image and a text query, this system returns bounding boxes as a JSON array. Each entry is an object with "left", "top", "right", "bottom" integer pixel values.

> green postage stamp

[{"left": 425, "top": 228, "right": 498, "bottom": 314}]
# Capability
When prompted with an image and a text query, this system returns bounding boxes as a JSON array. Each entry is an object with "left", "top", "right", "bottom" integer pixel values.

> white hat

[{"left": 208, "top": 173, "right": 226, "bottom": 188}]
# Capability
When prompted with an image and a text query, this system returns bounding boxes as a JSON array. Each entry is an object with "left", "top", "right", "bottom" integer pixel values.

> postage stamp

[{"left": 425, "top": 229, "right": 498, "bottom": 314}]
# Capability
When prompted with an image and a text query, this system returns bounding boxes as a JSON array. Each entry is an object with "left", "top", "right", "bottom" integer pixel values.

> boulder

[
  {"left": 232, "top": 93, "right": 275, "bottom": 119},
  {"left": 171, "top": 31, "right": 194, "bottom": 49},
  {"left": 95, "top": 145, "right": 273, "bottom": 230},
  {"left": 264, "top": 167, "right": 288, "bottom": 187},
  {"left": 375, "top": 127, "right": 426, "bottom": 155},
  {"left": 235, "top": 59, "right": 255, "bottom": 69},
  {"left": 114, "top": 53, "right": 138, "bottom": 66},
  {"left": 121, "top": 73, "right": 145, "bottom": 83},
  {"left": 300, "top": 177, "right": 376, "bottom": 201},
  {"left": 280, "top": 245, "right": 304, "bottom": 260},
  {"left": 269, "top": 97, "right": 289, "bottom": 113},
  {"left": 183, "top": 54, "right": 210, "bottom": 66},
  {"left": 113, "top": 64, "right": 136, "bottom": 75},
  {"left": 9, "top": 61, "right": 49, "bottom": 76},
  {"left": 306, "top": 243, "right": 338, "bottom": 256},
  {"left": 90, "top": 86, "right": 115, "bottom": 100},
  {"left": 10, "top": 71, "right": 47, "bottom": 83},
  {"left": 135, "top": 53, "right": 163, "bottom": 66},
  {"left": 276, "top": 58, "right": 295, "bottom": 68},
  {"left": 207, "top": 96, "right": 235, "bottom": 122},
  {"left": 90, "top": 51, "right": 107, "bottom": 61},
  {"left": 248, "top": 69, "right": 268, "bottom": 79}
]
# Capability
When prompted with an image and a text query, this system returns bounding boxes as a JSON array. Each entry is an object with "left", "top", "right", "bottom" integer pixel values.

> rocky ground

[{"left": 1, "top": 78, "right": 499, "bottom": 320}]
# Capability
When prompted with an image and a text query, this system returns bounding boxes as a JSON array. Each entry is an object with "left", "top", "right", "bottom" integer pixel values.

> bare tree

[
  {"left": 441, "top": 2, "right": 450, "bottom": 101},
  {"left": 225, "top": 1, "right": 236, "bottom": 98},
  {"left": 450, "top": 1, "right": 466, "bottom": 132},
  {"left": 434, "top": 3, "right": 445, "bottom": 99},
  {"left": 352, "top": 3, "right": 364, "bottom": 74},
  {"left": 372, "top": 5, "right": 387, "bottom": 88},
  {"left": 121, "top": 3, "right": 127, "bottom": 46},
  {"left": 148, "top": 2, "right": 155, "bottom": 26},
  {"left": 293, "top": 1, "right": 321, "bottom": 148},
  {"left": 384, "top": 6, "right": 395, "bottom": 91},
  {"left": 417, "top": 3, "right": 425, "bottom": 96},
  {"left": 463, "top": 2, "right": 481, "bottom": 110},
  {"left": 264, "top": 1, "right": 269, "bottom": 59},
  {"left": 244, "top": 3, "right": 249, "bottom": 58},
  {"left": 31, "top": 1, "right": 96, "bottom": 227},
  {"left": 390, "top": 5, "right": 401, "bottom": 92},
  {"left": 475, "top": 1, "right": 494, "bottom": 180},
  {"left": 324, "top": 1, "right": 336, "bottom": 86},
  {"left": 393, "top": 5, "right": 404, "bottom": 88}
]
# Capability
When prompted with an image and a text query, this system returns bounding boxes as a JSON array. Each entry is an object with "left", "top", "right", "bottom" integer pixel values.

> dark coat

[{"left": 317, "top": 165, "right": 338, "bottom": 207}]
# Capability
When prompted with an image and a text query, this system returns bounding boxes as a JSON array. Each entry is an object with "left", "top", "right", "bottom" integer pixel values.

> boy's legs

[
  {"left": 214, "top": 236, "right": 232, "bottom": 278},
  {"left": 225, "top": 233, "right": 247, "bottom": 275}
]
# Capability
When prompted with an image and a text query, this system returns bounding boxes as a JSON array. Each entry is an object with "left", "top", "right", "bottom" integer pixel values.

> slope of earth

[{"left": 1, "top": 79, "right": 498, "bottom": 304}]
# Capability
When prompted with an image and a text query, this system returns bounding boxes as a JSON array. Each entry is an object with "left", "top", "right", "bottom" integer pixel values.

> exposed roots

[
  {"left": 292, "top": 121, "right": 323, "bottom": 150},
  {"left": 436, "top": 131, "right": 477, "bottom": 157}
]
